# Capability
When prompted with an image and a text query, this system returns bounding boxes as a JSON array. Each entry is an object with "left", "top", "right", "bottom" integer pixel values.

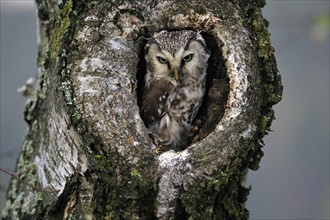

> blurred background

[{"left": 0, "top": 0, "right": 329, "bottom": 219}]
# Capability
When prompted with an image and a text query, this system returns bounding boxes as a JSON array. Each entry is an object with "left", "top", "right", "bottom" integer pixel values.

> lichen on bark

[{"left": 2, "top": 0, "right": 282, "bottom": 219}]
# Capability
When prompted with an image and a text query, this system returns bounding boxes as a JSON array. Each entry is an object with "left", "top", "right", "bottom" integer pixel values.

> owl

[{"left": 141, "top": 30, "right": 210, "bottom": 148}]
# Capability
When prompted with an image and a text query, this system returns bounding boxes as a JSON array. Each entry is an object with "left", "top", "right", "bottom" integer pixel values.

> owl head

[{"left": 144, "top": 30, "right": 210, "bottom": 87}]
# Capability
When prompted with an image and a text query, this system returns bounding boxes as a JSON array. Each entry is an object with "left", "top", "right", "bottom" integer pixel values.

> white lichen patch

[
  {"left": 241, "top": 124, "right": 254, "bottom": 139},
  {"left": 214, "top": 11, "right": 254, "bottom": 132},
  {"left": 20, "top": 191, "right": 42, "bottom": 215},
  {"left": 76, "top": 75, "right": 104, "bottom": 97},
  {"left": 158, "top": 150, "right": 189, "bottom": 169},
  {"left": 76, "top": 26, "right": 92, "bottom": 42},
  {"left": 221, "top": 43, "right": 248, "bottom": 118},
  {"left": 79, "top": 57, "right": 105, "bottom": 73},
  {"left": 104, "top": 38, "right": 130, "bottom": 51},
  {"left": 167, "top": 9, "right": 219, "bottom": 31},
  {"left": 84, "top": 15, "right": 99, "bottom": 23},
  {"left": 34, "top": 108, "right": 88, "bottom": 195},
  {"left": 156, "top": 150, "right": 192, "bottom": 218}
]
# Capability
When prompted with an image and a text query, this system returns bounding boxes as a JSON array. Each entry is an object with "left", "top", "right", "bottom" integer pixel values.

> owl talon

[{"left": 155, "top": 145, "right": 164, "bottom": 154}]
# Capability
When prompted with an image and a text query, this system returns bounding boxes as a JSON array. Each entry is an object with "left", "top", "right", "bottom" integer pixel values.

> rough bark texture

[{"left": 2, "top": 0, "right": 282, "bottom": 219}]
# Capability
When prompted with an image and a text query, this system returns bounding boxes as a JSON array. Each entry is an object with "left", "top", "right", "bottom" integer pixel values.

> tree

[{"left": 2, "top": 0, "right": 282, "bottom": 219}]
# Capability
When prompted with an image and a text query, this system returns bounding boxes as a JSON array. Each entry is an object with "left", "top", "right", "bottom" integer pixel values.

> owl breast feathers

[{"left": 141, "top": 30, "right": 210, "bottom": 148}]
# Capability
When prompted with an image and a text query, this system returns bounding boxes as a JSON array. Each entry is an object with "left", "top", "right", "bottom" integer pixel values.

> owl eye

[
  {"left": 157, "top": 56, "right": 168, "bottom": 64},
  {"left": 182, "top": 54, "right": 193, "bottom": 62}
]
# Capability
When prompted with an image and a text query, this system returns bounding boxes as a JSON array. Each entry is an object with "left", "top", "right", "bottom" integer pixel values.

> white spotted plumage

[{"left": 141, "top": 30, "right": 210, "bottom": 148}]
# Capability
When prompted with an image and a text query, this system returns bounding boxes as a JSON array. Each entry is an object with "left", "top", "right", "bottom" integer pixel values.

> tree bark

[{"left": 2, "top": 0, "right": 282, "bottom": 219}]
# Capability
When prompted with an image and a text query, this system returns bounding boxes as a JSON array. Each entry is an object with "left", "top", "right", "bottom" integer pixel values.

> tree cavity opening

[{"left": 136, "top": 31, "right": 229, "bottom": 151}]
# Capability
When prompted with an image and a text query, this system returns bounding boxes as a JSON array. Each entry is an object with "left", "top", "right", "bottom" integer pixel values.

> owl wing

[{"left": 141, "top": 78, "right": 174, "bottom": 126}]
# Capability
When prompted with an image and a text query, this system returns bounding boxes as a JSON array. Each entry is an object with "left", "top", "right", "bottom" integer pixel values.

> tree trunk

[{"left": 2, "top": 0, "right": 282, "bottom": 219}]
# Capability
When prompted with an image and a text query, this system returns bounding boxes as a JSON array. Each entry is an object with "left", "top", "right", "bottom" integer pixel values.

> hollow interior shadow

[
  {"left": 136, "top": 41, "right": 147, "bottom": 110},
  {"left": 192, "top": 32, "right": 229, "bottom": 143}
]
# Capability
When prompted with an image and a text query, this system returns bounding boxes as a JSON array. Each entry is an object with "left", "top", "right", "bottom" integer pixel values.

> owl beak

[{"left": 174, "top": 67, "right": 179, "bottom": 81}]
